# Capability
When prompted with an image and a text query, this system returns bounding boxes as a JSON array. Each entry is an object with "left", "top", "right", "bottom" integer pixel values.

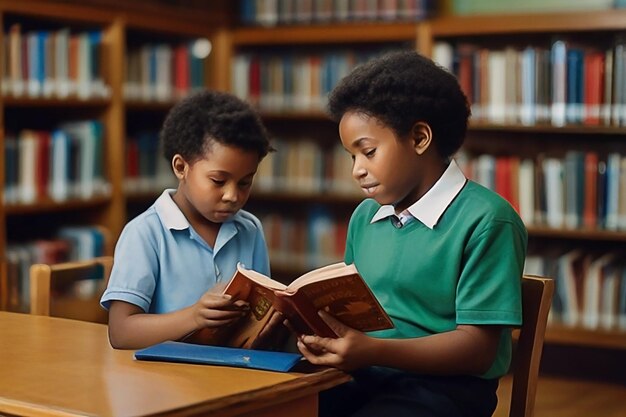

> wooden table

[{"left": 0, "top": 312, "right": 350, "bottom": 417}]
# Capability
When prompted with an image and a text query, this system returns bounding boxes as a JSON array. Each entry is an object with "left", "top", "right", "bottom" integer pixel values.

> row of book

[
  {"left": 125, "top": 132, "right": 176, "bottom": 194},
  {"left": 525, "top": 250, "right": 626, "bottom": 331},
  {"left": 457, "top": 151, "right": 626, "bottom": 231},
  {"left": 254, "top": 138, "right": 360, "bottom": 195},
  {"left": 124, "top": 41, "right": 208, "bottom": 103},
  {"left": 240, "top": 0, "right": 436, "bottom": 26},
  {"left": 433, "top": 38, "right": 626, "bottom": 127},
  {"left": 232, "top": 48, "right": 400, "bottom": 111},
  {"left": 259, "top": 208, "right": 348, "bottom": 271},
  {"left": 4, "top": 121, "right": 109, "bottom": 205},
  {"left": 4, "top": 226, "right": 108, "bottom": 313},
  {"left": 2, "top": 25, "right": 109, "bottom": 100}
]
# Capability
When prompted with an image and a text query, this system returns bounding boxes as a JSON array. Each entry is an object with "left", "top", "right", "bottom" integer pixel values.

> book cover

[{"left": 135, "top": 341, "right": 302, "bottom": 372}]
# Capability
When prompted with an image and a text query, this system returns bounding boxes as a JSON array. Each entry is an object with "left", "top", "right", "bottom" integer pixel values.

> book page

[
  {"left": 287, "top": 262, "right": 356, "bottom": 290},
  {"left": 227, "top": 264, "right": 287, "bottom": 293}
]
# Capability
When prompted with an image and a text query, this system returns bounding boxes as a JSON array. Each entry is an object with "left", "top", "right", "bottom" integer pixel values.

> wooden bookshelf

[{"left": 0, "top": 0, "right": 215, "bottom": 312}]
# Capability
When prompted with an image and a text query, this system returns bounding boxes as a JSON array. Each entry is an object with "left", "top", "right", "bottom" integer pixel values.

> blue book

[{"left": 134, "top": 341, "right": 303, "bottom": 372}]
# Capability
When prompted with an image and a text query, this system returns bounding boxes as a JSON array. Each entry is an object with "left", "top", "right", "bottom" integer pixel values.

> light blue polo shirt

[{"left": 101, "top": 189, "right": 270, "bottom": 314}]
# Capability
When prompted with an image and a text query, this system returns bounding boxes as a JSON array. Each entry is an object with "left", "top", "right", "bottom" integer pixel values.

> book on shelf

[{"left": 187, "top": 262, "right": 393, "bottom": 349}]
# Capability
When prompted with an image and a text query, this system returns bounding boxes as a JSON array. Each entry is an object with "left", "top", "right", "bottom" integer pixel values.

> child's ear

[
  {"left": 171, "top": 154, "right": 187, "bottom": 179},
  {"left": 411, "top": 122, "right": 432, "bottom": 155}
]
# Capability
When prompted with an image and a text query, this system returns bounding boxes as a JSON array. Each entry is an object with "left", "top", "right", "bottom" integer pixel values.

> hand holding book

[{"left": 187, "top": 262, "right": 394, "bottom": 349}]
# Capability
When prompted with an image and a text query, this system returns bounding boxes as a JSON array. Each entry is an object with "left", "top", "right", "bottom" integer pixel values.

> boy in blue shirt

[
  {"left": 296, "top": 51, "right": 527, "bottom": 416},
  {"left": 101, "top": 90, "right": 274, "bottom": 350}
]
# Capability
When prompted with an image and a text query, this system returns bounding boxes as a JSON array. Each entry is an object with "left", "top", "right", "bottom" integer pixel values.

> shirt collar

[
  {"left": 370, "top": 159, "right": 467, "bottom": 229},
  {"left": 155, "top": 189, "right": 190, "bottom": 230}
]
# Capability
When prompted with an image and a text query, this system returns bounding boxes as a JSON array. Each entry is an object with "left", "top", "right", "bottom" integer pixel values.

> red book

[
  {"left": 583, "top": 152, "right": 598, "bottom": 228},
  {"left": 174, "top": 44, "right": 189, "bottom": 96},
  {"left": 36, "top": 131, "right": 51, "bottom": 199},
  {"left": 495, "top": 156, "right": 514, "bottom": 211},
  {"left": 248, "top": 56, "right": 261, "bottom": 107},
  {"left": 583, "top": 50, "right": 605, "bottom": 125}
]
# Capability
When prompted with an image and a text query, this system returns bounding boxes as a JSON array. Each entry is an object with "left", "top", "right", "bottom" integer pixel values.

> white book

[
  {"left": 504, "top": 47, "right": 520, "bottom": 124},
  {"left": 582, "top": 253, "right": 614, "bottom": 329},
  {"left": 520, "top": 47, "right": 536, "bottom": 126},
  {"left": 54, "top": 28, "right": 70, "bottom": 98},
  {"left": 232, "top": 54, "right": 250, "bottom": 101},
  {"left": 155, "top": 44, "right": 172, "bottom": 102},
  {"left": 432, "top": 42, "right": 453, "bottom": 72},
  {"left": 543, "top": 157, "right": 565, "bottom": 229},
  {"left": 488, "top": 50, "right": 507, "bottom": 124},
  {"left": 49, "top": 129, "right": 70, "bottom": 201},
  {"left": 550, "top": 40, "right": 567, "bottom": 127},
  {"left": 76, "top": 32, "right": 91, "bottom": 99},
  {"left": 18, "top": 130, "right": 38, "bottom": 204},
  {"left": 518, "top": 159, "right": 535, "bottom": 225},
  {"left": 475, "top": 154, "right": 496, "bottom": 191},
  {"left": 600, "top": 264, "right": 621, "bottom": 330}
]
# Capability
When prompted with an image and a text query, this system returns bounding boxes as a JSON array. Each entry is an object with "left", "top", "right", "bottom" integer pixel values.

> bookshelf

[
  {"left": 215, "top": 9, "right": 626, "bottom": 352},
  {"left": 0, "top": 0, "right": 216, "bottom": 312}
]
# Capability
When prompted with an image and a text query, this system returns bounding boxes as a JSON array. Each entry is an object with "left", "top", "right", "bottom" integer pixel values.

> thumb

[{"left": 318, "top": 310, "right": 351, "bottom": 337}]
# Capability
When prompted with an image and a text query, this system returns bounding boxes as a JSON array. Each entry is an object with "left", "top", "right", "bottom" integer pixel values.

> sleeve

[
  {"left": 456, "top": 219, "right": 527, "bottom": 326},
  {"left": 100, "top": 219, "right": 160, "bottom": 312}
]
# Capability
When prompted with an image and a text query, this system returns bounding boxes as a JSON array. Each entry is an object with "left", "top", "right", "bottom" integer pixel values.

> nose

[
  {"left": 222, "top": 183, "right": 239, "bottom": 203},
  {"left": 352, "top": 157, "right": 367, "bottom": 180}
]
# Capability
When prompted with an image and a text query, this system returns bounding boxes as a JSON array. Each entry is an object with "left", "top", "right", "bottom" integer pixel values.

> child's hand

[
  {"left": 192, "top": 287, "right": 249, "bottom": 330},
  {"left": 296, "top": 310, "right": 374, "bottom": 371}
]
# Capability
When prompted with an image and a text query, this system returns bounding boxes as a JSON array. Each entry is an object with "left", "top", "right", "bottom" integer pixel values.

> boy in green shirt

[{"left": 296, "top": 51, "right": 527, "bottom": 417}]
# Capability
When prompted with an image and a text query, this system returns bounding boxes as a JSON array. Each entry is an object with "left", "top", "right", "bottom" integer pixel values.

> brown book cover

[{"left": 187, "top": 262, "right": 393, "bottom": 349}]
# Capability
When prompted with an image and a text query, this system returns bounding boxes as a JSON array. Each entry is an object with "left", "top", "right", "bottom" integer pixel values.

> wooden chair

[
  {"left": 507, "top": 275, "right": 555, "bottom": 417},
  {"left": 29, "top": 256, "right": 113, "bottom": 324}
]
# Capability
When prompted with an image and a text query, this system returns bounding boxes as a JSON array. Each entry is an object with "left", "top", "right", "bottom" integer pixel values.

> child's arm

[
  {"left": 296, "top": 311, "right": 501, "bottom": 375},
  {"left": 107, "top": 290, "right": 249, "bottom": 350}
]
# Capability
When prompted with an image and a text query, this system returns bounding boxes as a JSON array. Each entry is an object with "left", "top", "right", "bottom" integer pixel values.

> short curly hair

[
  {"left": 328, "top": 50, "right": 470, "bottom": 159},
  {"left": 161, "top": 90, "right": 272, "bottom": 163}
]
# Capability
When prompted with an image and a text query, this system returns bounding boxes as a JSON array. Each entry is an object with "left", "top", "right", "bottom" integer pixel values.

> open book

[{"left": 187, "top": 262, "right": 393, "bottom": 349}]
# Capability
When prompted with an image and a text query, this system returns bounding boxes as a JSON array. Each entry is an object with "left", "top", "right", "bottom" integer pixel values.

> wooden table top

[{"left": 0, "top": 311, "right": 350, "bottom": 417}]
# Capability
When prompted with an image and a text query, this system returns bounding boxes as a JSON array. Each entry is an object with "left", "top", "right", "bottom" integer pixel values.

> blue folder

[{"left": 134, "top": 341, "right": 303, "bottom": 372}]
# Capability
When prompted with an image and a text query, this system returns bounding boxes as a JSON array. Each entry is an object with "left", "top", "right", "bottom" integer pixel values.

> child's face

[
  {"left": 176, "top": 141, "right": 259, "bottom": 224},
  {"left": 339, "top": 111, "right": 423, "bottom": 211}
]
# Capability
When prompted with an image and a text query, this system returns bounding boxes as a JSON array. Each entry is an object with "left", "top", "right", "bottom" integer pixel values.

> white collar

[
  {"left": 370, "top": 159, "right": 467, "bottom": 229},
  {"left": 155, "top": 189, "right": 190, "bottom": 230}
]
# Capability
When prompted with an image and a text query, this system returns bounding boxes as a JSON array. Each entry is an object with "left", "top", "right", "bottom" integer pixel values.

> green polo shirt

[{"left": 345, "top": 180, "right": 527, "bottom": 379}]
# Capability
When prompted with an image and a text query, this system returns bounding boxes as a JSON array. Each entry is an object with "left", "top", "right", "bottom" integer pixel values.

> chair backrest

[
  {"left": 29, "top": 256, "right": 113, "bottom": 323},
  {"left": 508, "top": 275, "right": 554, "bottom": 417}
]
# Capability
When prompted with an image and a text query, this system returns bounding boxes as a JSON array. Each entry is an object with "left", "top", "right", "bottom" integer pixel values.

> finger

[
  {"left": 318, "top": 310, "right": 351, "bottom": 337},
  {"left": 201, "top": 316, "right": 241, "bottom": 328},
  {"left": 300, "top": 335, "right": 334, "bottom": 356},
  {"left": 202, "top": 294, "right": 238, "bottom": 309},
  {"left": 200, "top": 308, "right": 247, "bottom": 321}
]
